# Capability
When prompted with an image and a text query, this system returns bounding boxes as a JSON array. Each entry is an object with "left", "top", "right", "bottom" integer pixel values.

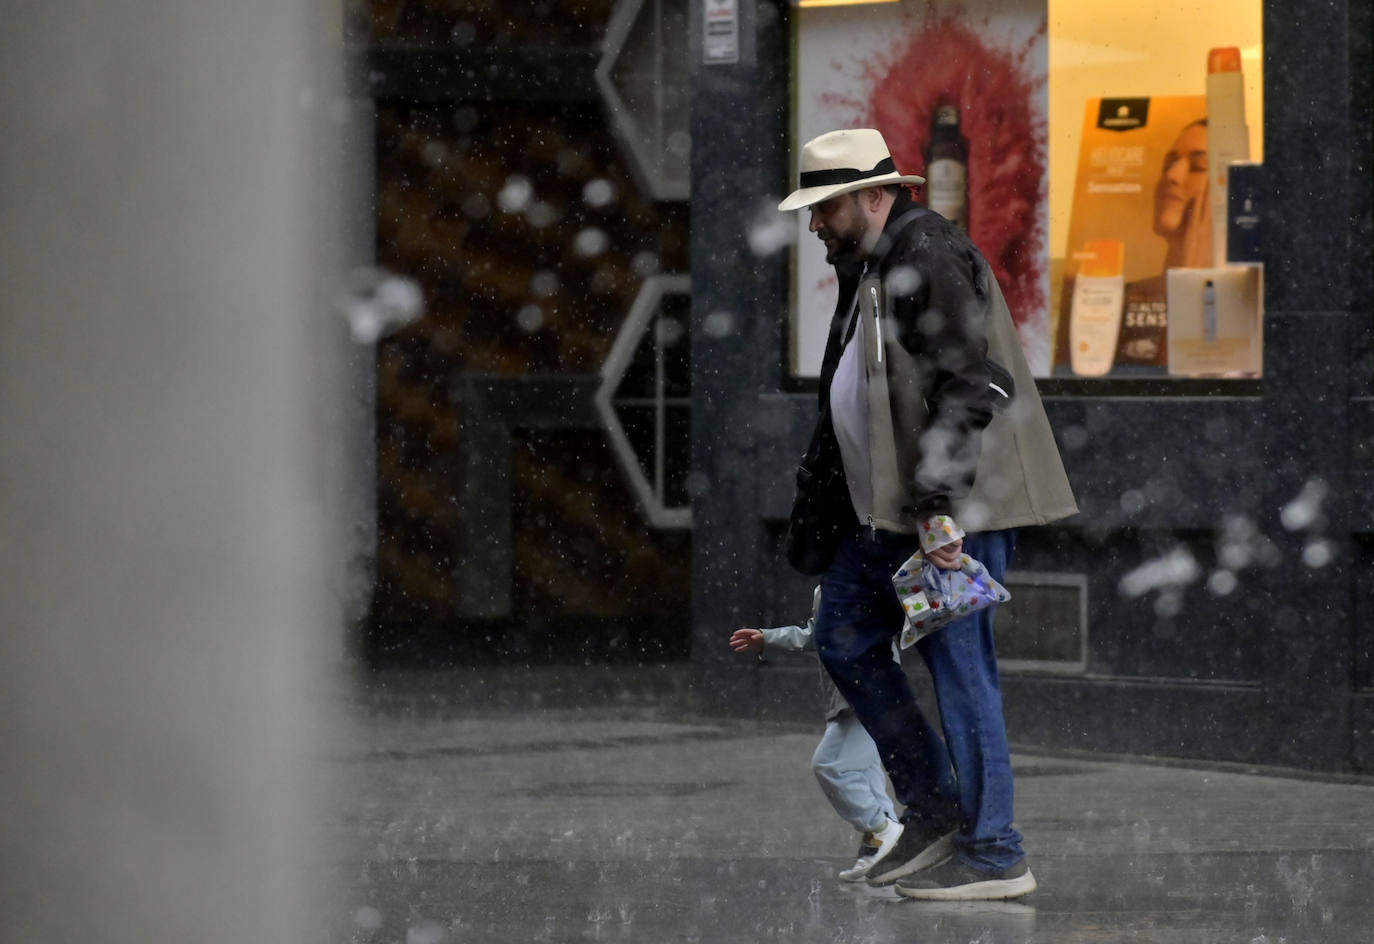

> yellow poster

[{"left": 1053, "top": 96, "right": 1210, "bottom": 374}]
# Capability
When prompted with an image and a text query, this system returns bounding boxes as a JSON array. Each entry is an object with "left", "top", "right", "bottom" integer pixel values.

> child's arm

[
  {"left": 729, "top": 623, "right": 810, "bottom": 653},
  {"left": 730, "top": 588, "right": 822, "bottom": 655}
]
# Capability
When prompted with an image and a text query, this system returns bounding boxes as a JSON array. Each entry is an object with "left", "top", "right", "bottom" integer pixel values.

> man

[{"left": 778, "top": 128, "right": 1077, "bottom": 900}]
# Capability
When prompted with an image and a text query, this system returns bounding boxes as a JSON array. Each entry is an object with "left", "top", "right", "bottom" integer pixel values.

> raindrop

[
  {"left": 1207, "top": 569, "right": 1238, "bottom": 596},
  {"left": 421, "top": 140, "right": 448, "bottom": 168},
  {"left": 461, "top": 192, "right": 491, "bottom": 219},
  {"left": 516, "top": 304, "right": 545, "bottom": 333},
  {"left": 1119, "top": 489, "right": 1146, "bottom": 514},
  {"left": 703, "top": 310, "right": 735, "bottom": 339},
  {"left": 1060, "top": 424, "right": 1089, "bottom": 451},
  {"left": 525, "top": 200, "right": 558, "bottom": 228},
  {"left": 885, "top": 264, "right": 921, "bottom": 295},
  {"left": 1280, "top": 478, "right": 1327, "bottom": 531},
  {"left": 588, "top": 265, "right": 619, "bottom": 294},
  {"left": 582, "top": 178, "right": 617, "bottom": 208},
  {"left": 631, "top": 250, "right": 661, "bottom": 277},
  {"left": 919, "top": 309, "right": 948, "bottom": 337},
  {"left": 406, "top": 919, "right": 448, "bottom": 944},
  {"left": 747, "top": 210, "right": 794, "bottom": 257},
  {"left": 497, "top": 175, "right": 534, "bottom": 213},
  {"left": 573, "top": 227, "right": 610, "bottom": 257},
  {"left": 354, "top": 906, "right": 384, "bottom": 932},
  {"left": 1119, "top": 547, "right": 1200, "bottom": 598},
  {"left": 337, "top": 267, "right": 424, "bottom": 344},
  {"left": 1302, "top": 539, "right": 1333, "bottom": 568},
  {"left": 529, "top": 270, "right": 560, "bottom": 297},
  {"left": 655, "top": 317, "right": 685, "bottom": 346},
  {"left": 1153, "top": 590, "right": 1182, "bottom": 618},
  {"left": 667, "top": 130, "right": 691, "bottom": 157},
  {"left": 450, "top": 21, "right": 477, "bottom": 46},
  {"left": 685, "top": 471, "right": 712, "bottom": 497}
]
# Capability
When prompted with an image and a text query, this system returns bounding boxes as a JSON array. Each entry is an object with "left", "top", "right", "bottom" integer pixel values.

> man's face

[
  {"left": 808, "top": 192, "right": 868, "bottom": 265},
  {"left": 1153, "top": 122, "right": 1209, "bottom": 237}
]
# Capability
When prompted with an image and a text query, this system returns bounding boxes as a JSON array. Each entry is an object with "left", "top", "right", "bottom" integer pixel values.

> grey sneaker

[
  {"left": 864, "top": 824, "right": 955, "bottom": 887},
  {"left": 895, "top": 857, "right": 1037, "bottom": 901}
]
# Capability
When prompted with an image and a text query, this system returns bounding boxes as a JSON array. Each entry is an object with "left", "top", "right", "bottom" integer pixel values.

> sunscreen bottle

[
  {"left": 1069, "top": 239, "right": 1126, "bottom": 376},
  {"left": 1206, "top": 47, "right": 1250, "bottom": 266}
]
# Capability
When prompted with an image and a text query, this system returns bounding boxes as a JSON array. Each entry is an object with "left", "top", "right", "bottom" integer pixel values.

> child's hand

[{"left": 729, "top": 628, "right": 765, "bottom": 654}]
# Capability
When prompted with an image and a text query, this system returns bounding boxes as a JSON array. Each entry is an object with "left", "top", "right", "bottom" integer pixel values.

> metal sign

[{"left": 703, "top": 0, "right": 739, "bottom": 64}]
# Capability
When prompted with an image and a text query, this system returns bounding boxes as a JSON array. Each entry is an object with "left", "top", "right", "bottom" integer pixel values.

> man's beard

[{"left": 824, "top": 235, "right": 862, "bottom": 267}]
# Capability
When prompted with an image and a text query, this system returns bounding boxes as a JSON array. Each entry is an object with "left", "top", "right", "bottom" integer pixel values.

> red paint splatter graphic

[{"left": 822, "top": 7, "right": 1048, "bottom": 330}]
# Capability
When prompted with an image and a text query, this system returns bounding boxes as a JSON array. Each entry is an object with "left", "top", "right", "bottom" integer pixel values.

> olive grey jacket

[{"left": 818, "top": 192, "right": 1078, "bottom": 534}]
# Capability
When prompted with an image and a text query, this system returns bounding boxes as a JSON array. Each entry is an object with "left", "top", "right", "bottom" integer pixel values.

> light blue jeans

[
  {"left": 811, "top": 709, "right": 896, "bottom": 833},
  {"left": 815, "top": 527, "right": 1024, "bottom": 872}
]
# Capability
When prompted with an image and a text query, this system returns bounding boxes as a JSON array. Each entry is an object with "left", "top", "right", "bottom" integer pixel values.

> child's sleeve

[
  {"left": 758, "top": 587, "right": 823, "bottom": 652},
  {"left": 760, "top": 623, "right": 811, "bottom": 652}
]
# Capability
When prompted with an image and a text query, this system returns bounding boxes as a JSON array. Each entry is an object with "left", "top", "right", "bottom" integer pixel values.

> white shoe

[{"left": 838, "top": 819, "right": 904, "bottom": 882}]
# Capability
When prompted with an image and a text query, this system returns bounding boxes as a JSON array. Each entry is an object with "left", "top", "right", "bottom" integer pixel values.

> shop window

[{"left": 786, "top": 0, "right": 1263, "bottom": 385}]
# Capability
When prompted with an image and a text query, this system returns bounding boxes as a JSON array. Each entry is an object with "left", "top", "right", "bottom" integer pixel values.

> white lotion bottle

[
  {"left": 1069, "top": 239, "right": 1126, "bottom": 376},
  {"left": 1206, "top": 46, "right": 1250, "bottom": 266}
]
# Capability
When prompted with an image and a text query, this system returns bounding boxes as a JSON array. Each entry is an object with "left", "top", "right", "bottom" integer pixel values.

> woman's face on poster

[{"left": 1153, "top": 121, "right": 1209, "bottom": 238}]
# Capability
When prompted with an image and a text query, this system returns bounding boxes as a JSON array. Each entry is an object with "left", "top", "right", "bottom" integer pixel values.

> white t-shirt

[{"left": 830, "top": 288, "right": 872, "bottom": 526}]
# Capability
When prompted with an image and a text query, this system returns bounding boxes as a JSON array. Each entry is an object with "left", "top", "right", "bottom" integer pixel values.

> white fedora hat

[{"left": 778, "top": 128, "right": 925, "bottom": 212}]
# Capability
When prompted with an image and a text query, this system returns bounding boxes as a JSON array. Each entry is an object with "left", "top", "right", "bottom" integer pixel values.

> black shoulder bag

[{"left": 784, "top": 406, "right": 853, "bottom": 576}]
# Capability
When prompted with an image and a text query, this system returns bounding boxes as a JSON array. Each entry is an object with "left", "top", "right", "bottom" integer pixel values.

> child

[{"left": 729, "top": 587, "right": 904, "bottom": 881}]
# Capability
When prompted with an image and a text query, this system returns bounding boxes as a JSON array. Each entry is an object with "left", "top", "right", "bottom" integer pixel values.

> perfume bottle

[{"left": 925, "top": 104, "right": 969, "bottom": 230}]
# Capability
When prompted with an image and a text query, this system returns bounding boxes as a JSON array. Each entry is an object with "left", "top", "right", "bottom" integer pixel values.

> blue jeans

[{"left": 814, "top": 527, "right": 1024, "bottom": 872}]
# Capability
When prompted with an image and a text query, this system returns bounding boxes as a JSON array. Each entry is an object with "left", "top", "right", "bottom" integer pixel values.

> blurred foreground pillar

[{"left": 0, "top": 3, "right": 352, "bottom": 940}]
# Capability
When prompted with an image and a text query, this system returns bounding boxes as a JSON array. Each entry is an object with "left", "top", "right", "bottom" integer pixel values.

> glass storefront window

[
  {"left": 787, "top": 0, "right": 1264, "bottom": 385},
  {"left": 1047, "top": 0, "right": 1264, "bottom": 381}
]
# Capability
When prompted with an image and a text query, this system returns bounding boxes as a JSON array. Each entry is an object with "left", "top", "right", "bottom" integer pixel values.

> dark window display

[{"left": 368, "top": 99, "right": 690, "bottom": 659}]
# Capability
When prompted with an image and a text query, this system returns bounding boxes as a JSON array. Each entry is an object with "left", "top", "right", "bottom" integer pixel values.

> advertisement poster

[
  {"left": 1052, "top": 95, "right": 1211, "bottom": 375},
  {"left": 790, "top": 0, "right": 1050, "bottom": 377}
]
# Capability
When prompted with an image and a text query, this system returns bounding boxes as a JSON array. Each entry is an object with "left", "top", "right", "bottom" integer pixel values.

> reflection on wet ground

[{"left": 331, "top": 678, "right": 1374, "bottom": 943}]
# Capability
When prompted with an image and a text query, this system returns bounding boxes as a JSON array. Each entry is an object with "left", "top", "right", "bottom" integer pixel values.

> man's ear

[{"left": 857, "top": 185, "right": 890, "bottom": 216}]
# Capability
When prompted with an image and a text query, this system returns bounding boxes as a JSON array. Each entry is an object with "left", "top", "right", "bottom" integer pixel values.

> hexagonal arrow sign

[
  {"left": 596, "top": 0, "right": 690, "bottom": 202},
  {"left": 595, "top": 273, "right": 693, "bottom": 529}
]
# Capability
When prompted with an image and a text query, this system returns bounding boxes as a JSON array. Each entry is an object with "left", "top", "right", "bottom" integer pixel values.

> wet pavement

[{"left": 329, "top": 668, "right": 1374, "bottom": 943}]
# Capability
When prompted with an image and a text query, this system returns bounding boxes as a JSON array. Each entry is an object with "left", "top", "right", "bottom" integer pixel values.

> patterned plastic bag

[{"left": 892, "top": 551, "right": 1011, "bottom": 648}]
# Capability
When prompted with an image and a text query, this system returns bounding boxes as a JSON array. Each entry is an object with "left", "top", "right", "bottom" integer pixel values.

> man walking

[{"left": 777, "top": 128, "right": 1077, "bottom": 900}]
